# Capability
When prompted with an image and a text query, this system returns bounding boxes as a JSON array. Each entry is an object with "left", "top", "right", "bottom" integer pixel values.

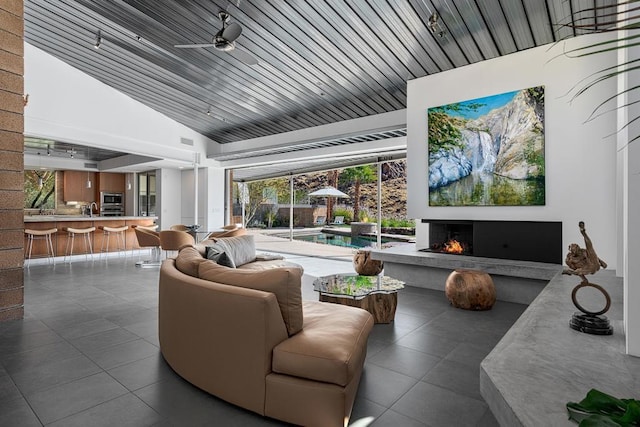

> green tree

[
  {"left": 24, "top": 170, "right": 55, "bottom": 210},
  {"left": 242, "top": 178, "right": 289, "bottom": 226},
  {"left": 428, "top": 102, "right": 483, "bottom": 154},
  {"left": 339, "top": 165, "right": 376, "bottom": 222},
  {"left": 326, "top": 169, "right": 338, "bottom": 223}
]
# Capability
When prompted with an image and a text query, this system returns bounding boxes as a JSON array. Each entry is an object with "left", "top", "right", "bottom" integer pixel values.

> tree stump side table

[
  {"left": 445, "top": 269, "right": 496, "bottom": 310},
  {"left": 312, "top": 274, "right": 404, "bottom": 323}
]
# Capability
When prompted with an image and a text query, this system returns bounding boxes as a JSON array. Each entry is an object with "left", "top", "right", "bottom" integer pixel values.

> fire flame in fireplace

[{"left": 444, "top": 239, "right": 464, "bottom": 254}]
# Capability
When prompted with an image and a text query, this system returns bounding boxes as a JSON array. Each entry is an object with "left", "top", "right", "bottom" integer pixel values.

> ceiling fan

[{"left": 174, "top": 11, "right": 258, "bottom": 66}]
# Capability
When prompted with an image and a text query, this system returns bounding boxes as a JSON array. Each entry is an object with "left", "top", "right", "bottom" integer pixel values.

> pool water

[{"left": 293, "top": 232, "right": 388, "bottom": 249}]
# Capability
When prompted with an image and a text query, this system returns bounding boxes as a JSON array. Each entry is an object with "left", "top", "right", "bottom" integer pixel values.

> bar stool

[
  {"left": 98, "top": 225, "right": 129, "bottom": 259},
  {"left": 62, "top": 226, "right": 96, "bottom": 263},
  {"left": 24, "top": 228, "right": 58, "bottom": 267}
]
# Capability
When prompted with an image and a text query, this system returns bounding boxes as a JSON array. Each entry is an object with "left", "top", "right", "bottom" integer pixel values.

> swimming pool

[{"left": 292, "top": 232, "right": 389, "bottom": 249}]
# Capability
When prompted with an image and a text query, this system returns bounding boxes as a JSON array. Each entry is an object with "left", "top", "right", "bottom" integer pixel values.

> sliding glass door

[{"left": 138, "top": 171, "right": 156, "bottom": 217}]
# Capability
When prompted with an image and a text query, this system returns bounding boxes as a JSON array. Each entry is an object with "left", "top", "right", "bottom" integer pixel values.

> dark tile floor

[{"left": 0, "top": 255, "right": 526, "bottom": 426}]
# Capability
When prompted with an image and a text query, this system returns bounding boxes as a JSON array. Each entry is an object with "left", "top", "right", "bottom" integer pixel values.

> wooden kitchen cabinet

[
  {"left": 97, "top": 173, "right": 125, "bottom": 193},
  {"left": 63, "top": 171, "right": 97, "bottom": 202}
]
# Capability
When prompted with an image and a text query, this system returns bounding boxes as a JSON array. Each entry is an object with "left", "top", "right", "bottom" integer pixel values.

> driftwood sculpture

[
  {"left": 563, "top": 221, "right": 607, "bottom": 283},
  {"left": 353, "top": 249, "right": 383, "bottom": 276}
]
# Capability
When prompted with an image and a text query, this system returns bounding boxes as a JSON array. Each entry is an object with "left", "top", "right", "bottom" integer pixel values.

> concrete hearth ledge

[
  {"left": 372, "top": 244, "right": 640, "bottom": 425},
  {"left": 371, "top": 243, "right": 561, "bottom": 280},
  {"left": 480, "top": 270, "right": 639, "bottom": 426}
]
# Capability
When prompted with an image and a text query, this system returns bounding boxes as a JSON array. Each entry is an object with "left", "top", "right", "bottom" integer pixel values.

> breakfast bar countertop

[{"left": 24, "top": 216, "right": 157, "bottom": 222}]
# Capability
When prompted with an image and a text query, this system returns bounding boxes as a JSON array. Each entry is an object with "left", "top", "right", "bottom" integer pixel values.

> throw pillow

[
  {"left": 198, "top": 261, "right": 304, "bottom": 336},
  {"left": 205, "top": 244, "right": 234, "bottom": 268},
  {"left": 212, "top": 234, "right": 256, "bottom": 268}
]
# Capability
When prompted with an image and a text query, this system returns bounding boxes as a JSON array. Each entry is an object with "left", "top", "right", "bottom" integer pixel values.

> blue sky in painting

[{"left": 434, "top": 89, "right": 520, "bottom": 120}]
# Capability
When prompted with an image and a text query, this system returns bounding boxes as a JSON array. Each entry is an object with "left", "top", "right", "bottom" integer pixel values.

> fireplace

[
  {"left": 422, "top": 220, "right": 563, "bottom": 264},
  {"left": 428, "top": 221, "right": 473, "bottom": 255}
]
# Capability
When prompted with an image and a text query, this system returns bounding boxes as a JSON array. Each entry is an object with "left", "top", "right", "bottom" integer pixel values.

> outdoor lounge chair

[
  {"left": 331, "top": 216, "right": 344, "bottom": 225},
  {"left": 314, "top": 216, "right": 326, "bottom": 226}
]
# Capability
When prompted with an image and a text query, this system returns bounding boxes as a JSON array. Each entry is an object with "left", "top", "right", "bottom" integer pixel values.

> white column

[
  {"left": 193, "top": 153, "right": 199, "bottom": 226},
  {"left": 241, "top": 183, "right": 246, "bottom": 228},
  {"left": 289, "top": 174, "right": 294, "bottom": 241},
  {"left": 619, "top": 7, "right": 640, "bottom": 356},
  {"left": 377, "top": 162, "right": 382, "bottom": 249}
]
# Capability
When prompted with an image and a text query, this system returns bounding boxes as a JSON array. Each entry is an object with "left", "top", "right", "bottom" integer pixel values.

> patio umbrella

[
  {"left": 308, "top": 186, "right": 349, "bottom": 198},
  {"left": 309, "top": 186, "right": 349, "bottom": 224}
]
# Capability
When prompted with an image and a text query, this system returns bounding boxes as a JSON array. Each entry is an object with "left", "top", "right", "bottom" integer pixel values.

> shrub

[
  {"left": 357, "top": 208, "right": 374, "bottom": 222},
  {"left": 332, "top": 207, "right": 353, "bottom": 223},
  {"left": 381, "top": 218, "right": 415, "bottom": 228}
]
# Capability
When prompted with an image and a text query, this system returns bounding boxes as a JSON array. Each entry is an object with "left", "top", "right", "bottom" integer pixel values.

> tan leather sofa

[{"left": 159, "top": 246, "right": 374, "bottom": 427}]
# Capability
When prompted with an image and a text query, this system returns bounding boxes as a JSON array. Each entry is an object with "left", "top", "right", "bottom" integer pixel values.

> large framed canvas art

[{"left": 428, "top": 86, "right": 545, "bottom": 206}]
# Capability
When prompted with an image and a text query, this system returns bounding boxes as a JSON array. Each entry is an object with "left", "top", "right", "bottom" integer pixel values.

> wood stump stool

[{"left": 445, "top": 269, "right": 496, "bottom": 310}]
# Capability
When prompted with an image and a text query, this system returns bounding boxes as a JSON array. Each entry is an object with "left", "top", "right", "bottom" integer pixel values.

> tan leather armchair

[
  {"left": 169, "top": 224, "right": 188, "bottom": 231},
  {"left": 133, "top": 226, "right": 161, "bottom": 267},
  {"left": 160, "top": 230, "right": 195, "bottom": 257}
]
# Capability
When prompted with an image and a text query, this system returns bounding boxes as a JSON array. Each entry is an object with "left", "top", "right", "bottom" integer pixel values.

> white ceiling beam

[
  {"left": 207, "top": 109, "right": 407, "bottom": 157},
  {"left": 219, "top": 136, "right": 406, "bottom": 169}
]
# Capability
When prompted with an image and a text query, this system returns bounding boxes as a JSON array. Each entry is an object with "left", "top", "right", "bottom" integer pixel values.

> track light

[
  {"left": 35, "top": 171, "right": 45, "bottom": 189},
  {"left": 206, "top": 108, "right": 211, "bottom": 116},
  {"left": 47, "top": 145, "right": 50, "bottom": 156},
  {"left": 428, "top": 12, "right": 445, "bottom": 38},
  {"left": 94, "top": 30, "right": 102, "bottom": 49}
]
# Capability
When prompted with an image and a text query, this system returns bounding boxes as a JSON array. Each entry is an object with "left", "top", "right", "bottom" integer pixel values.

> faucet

[{"left": 89, "top": 202, "right": 98, "bottom": 217}]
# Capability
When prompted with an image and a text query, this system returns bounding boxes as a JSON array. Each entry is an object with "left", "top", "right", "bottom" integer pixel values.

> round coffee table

[{"left": 312, "top": 274, "right": 405, "bottom": 323}]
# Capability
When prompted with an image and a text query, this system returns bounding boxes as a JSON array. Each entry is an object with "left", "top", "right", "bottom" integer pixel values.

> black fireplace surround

[{"left": 422, "top": 219, "right": 563, "bottom": 264}]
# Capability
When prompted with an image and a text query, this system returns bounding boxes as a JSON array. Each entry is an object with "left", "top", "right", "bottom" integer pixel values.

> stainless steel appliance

[{"left": 100, "top": 192, "right": 124, "bottom": 216}]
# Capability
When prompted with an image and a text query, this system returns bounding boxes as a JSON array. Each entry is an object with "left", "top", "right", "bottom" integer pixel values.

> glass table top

[{"left": 313, "top": 274, "right": 405, "bottom": 300}]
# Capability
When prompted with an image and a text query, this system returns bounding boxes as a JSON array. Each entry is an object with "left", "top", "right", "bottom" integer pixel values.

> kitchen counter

[
  {"left": 23, "top": 216, "right": 158, "bottom": 259},
  {"left": 25, "top": 215, "right": 156, "bottom": 222}
]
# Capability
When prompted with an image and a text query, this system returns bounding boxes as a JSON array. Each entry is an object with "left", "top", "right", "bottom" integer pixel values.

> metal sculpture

[{"left": 563, "top": 221, "right": 612, "bottom": 335}]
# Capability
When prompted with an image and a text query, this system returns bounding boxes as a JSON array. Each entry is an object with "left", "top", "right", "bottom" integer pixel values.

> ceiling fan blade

[
  {"left": 174, "top": 43, "right": 216, "bottom": 48},
  {"left": 228, "top": 47, "right": 258, "bottom": 66},
  {"left": 222, "top": 22, "right": 242, "bottom": 42}
]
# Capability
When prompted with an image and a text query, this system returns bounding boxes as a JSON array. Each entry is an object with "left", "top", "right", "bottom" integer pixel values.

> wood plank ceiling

[{"left": 24, "top": 0, "right": 617, "bottom": 146}]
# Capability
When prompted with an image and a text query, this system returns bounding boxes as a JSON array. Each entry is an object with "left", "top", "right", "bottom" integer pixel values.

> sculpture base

[{"left": 569, "top": 312, "right": 613, "bottom": 335}]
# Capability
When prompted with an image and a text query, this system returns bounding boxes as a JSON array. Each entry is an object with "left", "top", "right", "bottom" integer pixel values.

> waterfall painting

[{"left": 427, "top": 86, "right": 545, "bottom": 206}]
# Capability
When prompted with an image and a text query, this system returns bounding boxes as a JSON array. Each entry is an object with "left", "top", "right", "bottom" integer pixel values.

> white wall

[
  {"left": 181, "top": 169, "right": 197, "bottom": 227},
  {"left": 24, "top": 43, "right": 211, "bottom": 163},
  {"left": 205, "top": 167, "right": 226, "bottom": 227},
  {"left": 180, "top": 167, "right": 226, "bottom": 230},
  {"left": 157, "top": 168, "right": 182, "bottom": 230},
  {"left": 407, "top": 33, "right": 618, "bottom": 266}
]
